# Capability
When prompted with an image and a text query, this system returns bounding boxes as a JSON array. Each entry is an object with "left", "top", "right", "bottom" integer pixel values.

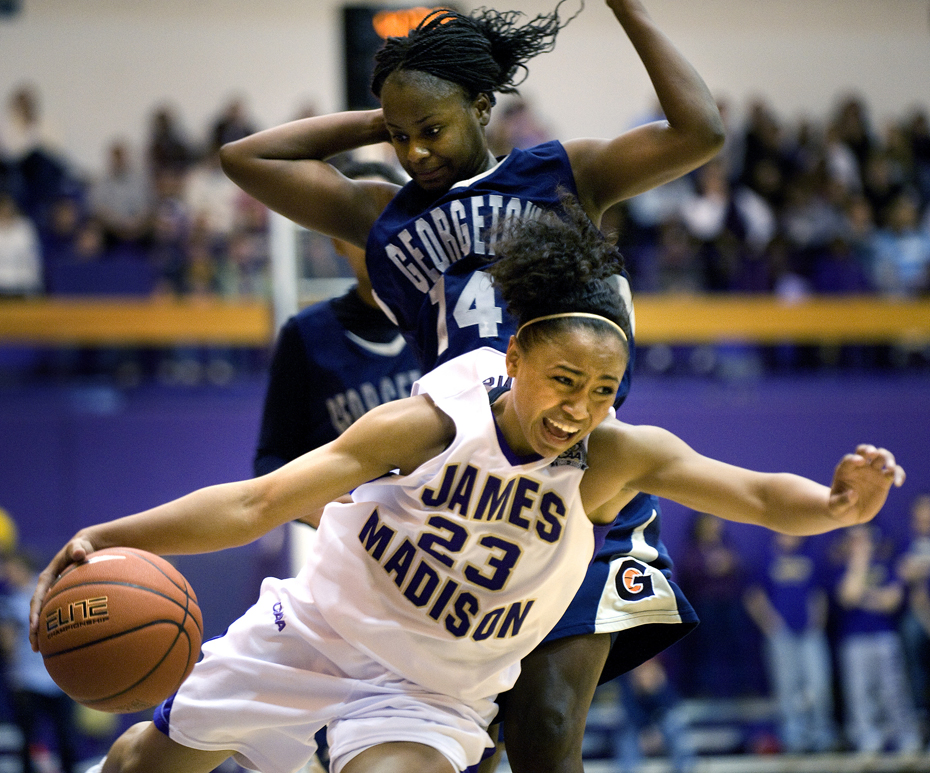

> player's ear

[
  {"left": 474, "top": 93, "right": 492, "bottom": 127},
  {"left": 505, "top": 335, "right": 521, "bottom": 377}
]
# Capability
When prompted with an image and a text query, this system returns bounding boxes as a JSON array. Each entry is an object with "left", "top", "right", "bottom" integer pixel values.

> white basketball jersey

[
  {"left": 304, "top": 352, "right": 593, "bottom": 703},
  {"left": 411, "top": 346, "right": 509, "bottom": 397}
]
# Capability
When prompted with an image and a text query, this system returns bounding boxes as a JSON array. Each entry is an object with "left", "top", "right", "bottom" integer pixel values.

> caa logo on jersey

[
  {"left": 271, "top": 602, "right": 286, "bottom": 632},
  {"left": 551, "top": 442, "right": 587, "bottom": 471},
  {"left": 614, "top": 558, "right": 654, "bottom": 601}
]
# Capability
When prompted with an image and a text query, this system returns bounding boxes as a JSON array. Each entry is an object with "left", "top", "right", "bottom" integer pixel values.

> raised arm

[
  {"left": 29, "top": 394, "right": 454, "bottom": 648},
  {"left": 584, "top": 423, "right": 905, "bottom": 536},
  {"left": 219, "top": 110, "right": 399, "bottom": 247},
  {"left": 565, "top": 0, "right": 725, "bottom": 221}
]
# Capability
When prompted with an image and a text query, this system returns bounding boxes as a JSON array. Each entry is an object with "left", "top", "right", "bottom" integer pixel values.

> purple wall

[{"left": 1, "top": 373, "right": 928, "bottom": 639}]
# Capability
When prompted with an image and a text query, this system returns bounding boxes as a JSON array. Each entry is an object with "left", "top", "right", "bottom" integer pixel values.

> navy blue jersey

[
  {"left": 254, "top": 289, "right": 421, "bottom": 476},
  {"left": 366, "top": 140, "right": 634, "bottom": 408}
]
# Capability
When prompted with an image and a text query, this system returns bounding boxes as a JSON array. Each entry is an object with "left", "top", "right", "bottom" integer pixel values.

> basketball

[{"left": 37, "top": 547, "right": 203, "bottom": 714}]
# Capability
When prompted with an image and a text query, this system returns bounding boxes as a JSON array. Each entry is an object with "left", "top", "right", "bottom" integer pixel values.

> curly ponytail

[{"left": 485, "top": 193, "right": 631, "bottom": 346}]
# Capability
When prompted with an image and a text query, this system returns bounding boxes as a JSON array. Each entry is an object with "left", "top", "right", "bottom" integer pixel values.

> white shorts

[{"left": 157, "top": 576, "right": 497, "bottom": 773}]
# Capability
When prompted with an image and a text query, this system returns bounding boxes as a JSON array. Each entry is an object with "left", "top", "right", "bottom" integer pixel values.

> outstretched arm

[
  {"left": 29, "top": 394, "right": 453, "bottom": 649},
  {"left": 219, "top": 110, "right": 399, "bottom": 247},
  {"left": 565, "top": 0, "right": 725, "bottom": 221},
  {"left": 585, "top": 424, "right": 904, "bottom": 536}
]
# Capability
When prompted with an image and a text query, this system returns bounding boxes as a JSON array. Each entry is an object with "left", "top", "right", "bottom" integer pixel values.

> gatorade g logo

[{"left": 614, "top": 559, "right": 654, "bottom": 601}]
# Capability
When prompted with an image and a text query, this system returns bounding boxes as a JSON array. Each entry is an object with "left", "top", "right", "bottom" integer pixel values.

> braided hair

[
  {"left": 371, "top": 1, "right": 582, "bottom": 104},
  {"left": 486, "top": 193, "right": 631, "bottom": 348}
]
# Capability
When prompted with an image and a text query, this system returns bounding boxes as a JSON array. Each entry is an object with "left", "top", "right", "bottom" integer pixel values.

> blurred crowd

[
  {"left": 686, "top": 494, "right": 930, "bottom": 756},
  {"left": 0, "top": 87, "right": 281, "bottom": 384},
  {"left": 608, "top": 96, "right": 930, "bottom": 301},
  {"left": 0, "top": 86, "right": 273, "bottom": 304},
  {"left": 0, "top": 83, "right": 929, "bottom": 383}
]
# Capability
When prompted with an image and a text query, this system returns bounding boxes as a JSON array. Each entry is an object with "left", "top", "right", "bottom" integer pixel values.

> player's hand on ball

[
  {"left": 828, "top": 445, "right": 905, "bottom": 527},
  {"left": 33, "top": 547, "right": 203, "bottom": 713},
  {"left": 29, "top": 533, "right": 98, "bottom": 651}
]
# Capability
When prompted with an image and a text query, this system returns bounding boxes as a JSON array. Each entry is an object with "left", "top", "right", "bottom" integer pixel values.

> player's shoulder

[
  {"left": 587, "top": 416, "right": 628, "bottom": 455},
  {"left": 333, "top": 392, "right": 455, "bottom": 475},
  {"left": 508, "top": 139, "right": 566, "bottom": 160},
  {"left": 353, "top": 392, "right": 457, "bottom": 453},
  {"left": 490, "top": 140, "right": 569, "bottom": 180},
  {"left": 589, "top": 418, "right": 670, "bottom": 448},
  {"left": 411, "top": 347, "right": 507, "bottom": 398},
  {"left": 585, "top": 419, "right": 658, "bottom": 471},
  {"left": 288, "top": 299, "right": 340, "bottom": 335}
]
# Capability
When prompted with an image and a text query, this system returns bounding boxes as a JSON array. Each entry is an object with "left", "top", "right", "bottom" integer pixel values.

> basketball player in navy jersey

[{"left": 220, "top": 1, "right": 725, "bottom": 771}]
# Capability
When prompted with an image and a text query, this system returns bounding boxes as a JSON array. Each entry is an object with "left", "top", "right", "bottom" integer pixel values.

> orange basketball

[{"left": 37, "top": 547, "right": 203, "bottom": 713}]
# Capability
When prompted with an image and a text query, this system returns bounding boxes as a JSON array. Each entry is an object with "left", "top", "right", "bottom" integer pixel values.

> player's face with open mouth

[{"left": 500, "top": 327, "right": 626, "bottom": 458}]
